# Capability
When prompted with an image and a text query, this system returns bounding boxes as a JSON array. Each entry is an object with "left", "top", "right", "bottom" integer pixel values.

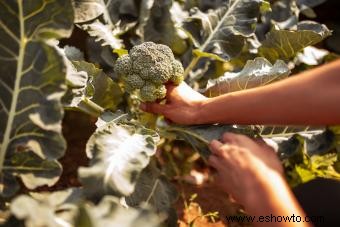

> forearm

[
  {"left": 199, "top": 60, "right": 340, "bottom": 125},
  {"left": 246, "top": 172, "right": 311, "bottom": 227}
]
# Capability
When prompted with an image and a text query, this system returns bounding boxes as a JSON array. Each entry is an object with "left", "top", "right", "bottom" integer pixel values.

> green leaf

[
  {"left": 77, "top": 196, "right": 162, "bottom": 227},
  {"left": 2, "top": 152, "right": 62, "bottom": 195},
  {"left": 62, "top": 58, "right": 89, "bottom": 109},
  {"left": 125, "top": 162, "right": 178, "bottom": 227},
  {"left": 10, "top": 188, "right": 82, "bottom": 227},
  {"left": 205, "top": 57, "right": 290, "bottom": 97},
  {"left": 73, "top": 0, "right": 138, "bottom": 27},
  {"left": 63, "top": 60, "right": 123, "bottom": 116},
  {"left": 297, "top": 0, "right": 326, "bottom": 18},
  {"left": 71, "top": 61, "right": 123, "bottom": 112},
  {"left": 278, "top": 134, "right": 305, "bottom": 164},
  {"left": 192, "top": 49, "right": 227, "bottom": 62},
  {"left": 265, "top": 0, "right": 299, "bottom": 29},
  {"left": 162, "top": 123, "right": 254, "bottom": 158},
  {"left": 259, "top": 21, "right": 331, "bottom": 62},
  {"left": 9, "top": 191, "right": 162, "bottom": 227},
  {"left": 277, "top": 131, "right": 340, "bottom": 186},
  {"left": 138, "top": 0, "right": 186, "bottom": 54},
  {"left": 0, "top": 0, "right": 73, "bottom": 196},
  {"left": 79, "top": 116, "right": 160, "bottom": 199},
  {"left": 73, "top": 0, "right": 106, "bottom": 23},
  {"left": 183, "top": 0, "right": 265, "bottom": 60},
  {"left": 80, "top": 20, "right": 125, "bottom": 49},
  {"left": 64, "top": 45, "right": 84, "bottom": 61}
]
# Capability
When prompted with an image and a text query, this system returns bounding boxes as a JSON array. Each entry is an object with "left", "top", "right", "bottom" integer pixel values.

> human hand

[
  {"left": 208, "top": 132, "right": 284, "bottom": 206},
  {"left": 140, "top": 82, "right": 208, "bottom": 125}
]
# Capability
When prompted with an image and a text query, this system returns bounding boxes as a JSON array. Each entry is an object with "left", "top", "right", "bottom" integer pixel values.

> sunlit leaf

[
  {"left": 183, "top": 0, "right": 266, "bottom": 60},
  {"left": 0, "top": 0, "right": 73, "bottom": 196},
  {"left": 77, "top": 196, "right": 162, "bottom": 227},
  {"left": 205, "top": 57, "right": 290, "bottom": 97},
  {"left": 81, "top": 20, "right": 125, "bottom": 49},
  {"left": 10, "top": 188, "right": 82, "bottom": 227},
  {"left": 259, "top": 21, "right": 331, "bottom": 62},
  {"left": 79, "top": 115, "right": 160, "bottom": 199}
]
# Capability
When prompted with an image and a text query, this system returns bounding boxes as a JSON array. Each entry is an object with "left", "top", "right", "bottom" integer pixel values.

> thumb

[{"left": 140, "top": 102, "right": 169, "bottom": 115}]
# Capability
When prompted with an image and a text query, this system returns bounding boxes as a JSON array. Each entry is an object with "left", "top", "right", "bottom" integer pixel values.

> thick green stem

[
  {"left": 183, "top": 55, "right": 201, "bottom": 80},
  {"left": 77, "top": 97, "right": 105, "bottom": 117}
]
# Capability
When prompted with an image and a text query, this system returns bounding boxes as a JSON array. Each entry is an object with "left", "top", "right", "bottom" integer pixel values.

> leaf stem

[
  {"left": 165, "top": 126, "right": 210, "bottom": 144},
  {"left": 182, "top": 0, "right": 240, "bottom": 80},
  {"left": 183, "top": 55, "right": 200, "bottom": 80},
  {"left": 77, "top": 97, "right": 105, "bottom": 117},
  {"left": 146, "top": 179, "right": 159, "bottom": 203},
  {"left": 0, "top": 0, "right": 25, "bottom": 172}
]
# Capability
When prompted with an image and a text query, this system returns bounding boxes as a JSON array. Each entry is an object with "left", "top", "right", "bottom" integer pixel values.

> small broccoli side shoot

[{"left": 114, "top": 42, "right": 184, "bottom": 102}]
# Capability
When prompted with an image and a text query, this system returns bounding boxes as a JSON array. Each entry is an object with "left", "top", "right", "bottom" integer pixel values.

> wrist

[
  {"left": 192, "top": 97, "right": 210, "bottom": 124},
  {"left": 243, "top": 170, "right": 286, "bottom": 208},
  {"left": 243, "top": 170, "right": 305, "bottom": 218},
  {"left": 194, "top": 97, "right": 214, "bottom": 124}
]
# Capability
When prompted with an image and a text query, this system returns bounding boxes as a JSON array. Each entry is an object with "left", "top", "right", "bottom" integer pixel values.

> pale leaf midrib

[
  {"left": 0, "top": 0, "right": 26, "bottom": 171},
  {"left": 200, "top": 0, "right": 240, "bottom": 51}
]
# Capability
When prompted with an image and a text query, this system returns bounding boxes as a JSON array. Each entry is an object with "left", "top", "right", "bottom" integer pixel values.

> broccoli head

[
  {"left": 140, "top": 83, "right": 166, "bottom": 102},
  {"left": 114, "top": 42, "right": 184, "bottom": 102}
]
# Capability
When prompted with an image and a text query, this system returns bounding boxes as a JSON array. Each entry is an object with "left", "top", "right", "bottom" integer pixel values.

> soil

[{"left": 176, "top": 182, "right": 247, "bottom": 227}]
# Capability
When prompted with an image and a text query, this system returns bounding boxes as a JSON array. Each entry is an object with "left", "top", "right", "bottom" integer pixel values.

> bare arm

[
  {"left": 141, "top": 59, "right": 340, "bottom": 125},
  {"left": 200, "top": 59, "right": 340, "bottom": 125},
  {"left": 209, "top": 133, "right": 311, "bottom": 227}
]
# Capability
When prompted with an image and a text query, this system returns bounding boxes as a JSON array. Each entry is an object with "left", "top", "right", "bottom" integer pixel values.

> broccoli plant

[
  {"left": 114, "top": 42, "right": 184, "bottom": 102},
  {"left": 0, "top": 0, "right": 339, "bottom": 226}
]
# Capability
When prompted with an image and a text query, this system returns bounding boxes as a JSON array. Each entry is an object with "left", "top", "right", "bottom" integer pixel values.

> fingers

[
  {"left": 208, "top": 155, "right": 221, "bottom": 169},
  {"left": 209, "top": 140, "right": 223, "bottom": 156},
  {"left": 222, "top": 132, "right": 253, "bottom": 145},
  {"left": 140, "top": 102, "right": 169, "bottom": 115}
]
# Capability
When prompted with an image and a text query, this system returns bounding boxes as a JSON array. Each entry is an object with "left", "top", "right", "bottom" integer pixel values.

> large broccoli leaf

[
  {"left": 78, "top": 113, "right": 160, "bottom": 199},
  {"left": 162, "top": 123, "right": 255, "bottom": 158},
  {"left": 73, "top": 0, "right": 138, "bottom": 24},
  {"left": 63, "top": 58, "right": 123, "bottom": 117},
  {"left": 73, "top": 0, "right": 137, "bottom": 50},
  {"left": 137, "top": 0, "right": 187, "bottom": 55},
  {"left": 183, "top": 0, "right": 265, "bottom": 60},
  {"left": 125, "top": 162, "right": 178, "bottom": 227},
  {"left": 72, "top": 61, "right": 123, "bottom": 113},
  {"left": 74, "top": 196, "right": 162, "bottom": 227},
  {"left": 9, "top": 189, "right": 81, "bottom": 227},
  {"left": 0, "top": 0, "right": 73, "bottom": 196},
  {"left": 80, "top": 20, "right": 126, "bottom": 49},
  {"left": 205, "top": 57, "right": 290, "bottom": 97},
  {"left": 8, "top": 191, "right": 162, "bottom": 227},
  {"left": 259, "top": 21, "right": 331, "bottom": 62}
]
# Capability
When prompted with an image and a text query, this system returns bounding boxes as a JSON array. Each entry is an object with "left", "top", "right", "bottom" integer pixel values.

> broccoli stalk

[{"left": 114, "top": 42, "right": 184, "bottom": 102}]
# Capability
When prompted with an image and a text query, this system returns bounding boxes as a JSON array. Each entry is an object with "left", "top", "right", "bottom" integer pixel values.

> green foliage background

[{"left": 0, "top": 0, "right": 339, "bottom": 226}]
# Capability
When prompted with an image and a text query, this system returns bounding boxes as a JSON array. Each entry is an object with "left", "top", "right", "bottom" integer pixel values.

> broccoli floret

[
  {"left": 114, "top": 42, "right": 184, "bottom": 102},
  {"left": 140, "top": 83, "right": 166, "bottom": 102},
  {"left": 123, "top": 74, "right": 145, "bottom": 90},
  {"left": 114, "top": 54, "right": 131, "bottom": 76},
  {"left": 170, "top": 60, "right": 184, "bottom": 85}
]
